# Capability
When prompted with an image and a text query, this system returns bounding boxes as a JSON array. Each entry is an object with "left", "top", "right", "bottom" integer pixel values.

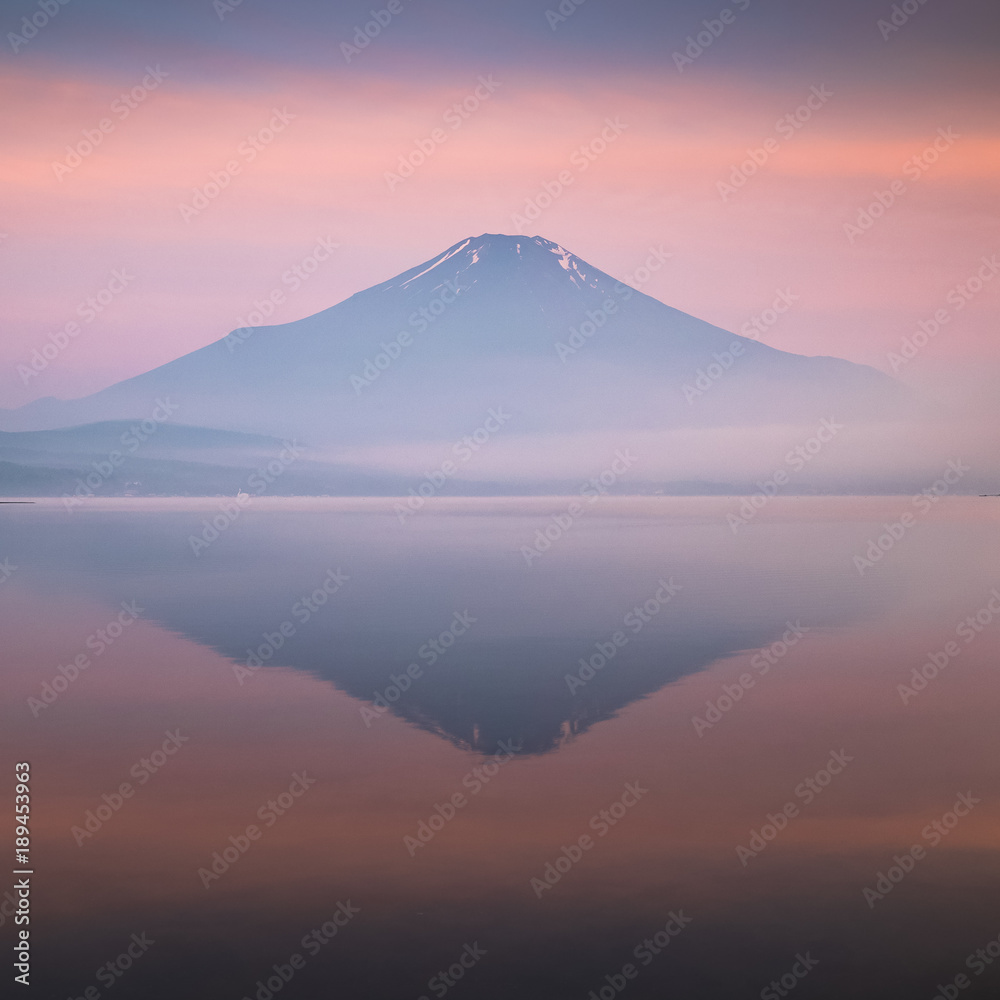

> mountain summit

[
  {"left": 1, "top": 234, "right": 907, "bottom": 457},
  {"left": 370, "top": 234, "right": 610, "bottom": 296}
]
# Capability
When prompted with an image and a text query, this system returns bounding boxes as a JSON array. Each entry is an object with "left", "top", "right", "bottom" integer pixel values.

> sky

[{"left": 1, "top": 0, "right": 998, "bottom": 409}]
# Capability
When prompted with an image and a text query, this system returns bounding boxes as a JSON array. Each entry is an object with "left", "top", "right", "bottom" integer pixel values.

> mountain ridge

[{"left": 0, "top": 235, "right": 913, "bottom": 493}]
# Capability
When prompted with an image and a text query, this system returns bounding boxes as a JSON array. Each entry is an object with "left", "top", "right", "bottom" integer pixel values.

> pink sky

[{"left": 2, "top": 62, "right": 998, "bottom": 409}]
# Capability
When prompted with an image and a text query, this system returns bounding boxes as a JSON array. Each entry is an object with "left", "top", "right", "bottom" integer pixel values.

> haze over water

[{"left": 3, "top": 496, "right": 999, "bottom": 999}]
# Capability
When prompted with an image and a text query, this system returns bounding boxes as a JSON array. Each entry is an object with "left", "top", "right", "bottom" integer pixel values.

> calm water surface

[{"left": 2, "top": 497, "right": 999, "bottom": 999}]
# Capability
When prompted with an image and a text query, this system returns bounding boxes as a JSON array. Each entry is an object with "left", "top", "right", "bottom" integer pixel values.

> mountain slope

[{"left": 1, "top": 235, "right": 908, "bottom": 449}]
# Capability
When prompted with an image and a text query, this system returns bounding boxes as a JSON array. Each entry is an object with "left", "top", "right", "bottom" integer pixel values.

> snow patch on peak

[
  {"left": 400, "top": 238, "right": 472, "bottom": 287},
  {"left": 385, "top": 233, "right": 604, "bottom": 296},
  {"left": 543, "top": 243, "right": 596, "bottom": 289},
  {"left": 550, "top": 246, "right": 574, "bottom": 270}
]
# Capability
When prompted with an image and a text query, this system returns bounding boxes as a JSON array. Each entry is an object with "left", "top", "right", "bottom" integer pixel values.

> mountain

[{"left": 2, "top": 234, "right": 908, "bottom": 452}]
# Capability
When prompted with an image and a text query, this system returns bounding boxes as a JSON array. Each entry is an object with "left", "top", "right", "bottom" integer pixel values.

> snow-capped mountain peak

[{"left": 385, "top": 234, "right": 603, "bottom": 295}]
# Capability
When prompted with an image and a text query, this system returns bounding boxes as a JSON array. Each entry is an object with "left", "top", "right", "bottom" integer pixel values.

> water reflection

[
  {"left": 4, "top": 501, "right": 881, "bottom": 755},
  {"left": 2, "top": 498, "right": 998, "bottom": 999}
]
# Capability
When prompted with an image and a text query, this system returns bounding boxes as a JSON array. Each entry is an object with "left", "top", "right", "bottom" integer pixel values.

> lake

[{"left": 3, "top": 497, "right": 998, "bottom": 999}]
